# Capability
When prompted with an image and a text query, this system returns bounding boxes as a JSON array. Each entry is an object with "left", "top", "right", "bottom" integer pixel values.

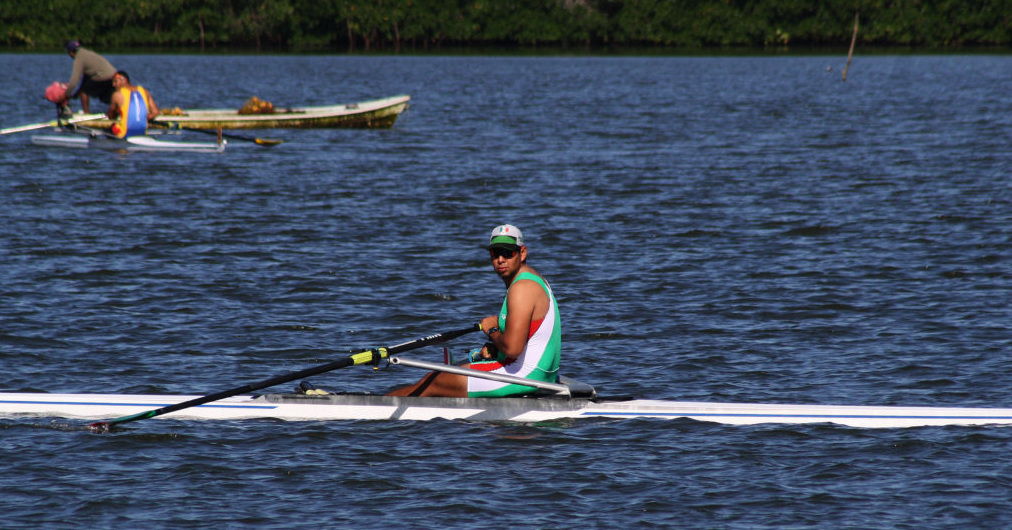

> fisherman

[
  {"left": 388, "top": 224, "right": 561, "bottom": 397},
  {"left": 61, "top": 40, "right": 117, "bottom": 115},
  {"left": 105, "top": 70, "right": 160, "bottom": 139}
]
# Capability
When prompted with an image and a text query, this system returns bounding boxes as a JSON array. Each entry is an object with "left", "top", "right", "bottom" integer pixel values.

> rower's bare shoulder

[{"left": 508, "top": 276, "right": 548, "bottom": 301}]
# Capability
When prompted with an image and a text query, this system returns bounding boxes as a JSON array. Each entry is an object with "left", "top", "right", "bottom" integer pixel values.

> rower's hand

[
  {"left": 468, "top": 342, "right": 498, "bottom": 362},
  {"left": 479, "top": 315, "right": 499, "bottom": 334}
]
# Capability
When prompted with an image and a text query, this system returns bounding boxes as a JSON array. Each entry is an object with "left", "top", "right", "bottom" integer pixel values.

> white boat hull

[
  {"left": 3, "top": 392, "right": 1012, "bottom": 428},
  {"left": 31, "top": 132, "right": 226, "bottom": 153}
]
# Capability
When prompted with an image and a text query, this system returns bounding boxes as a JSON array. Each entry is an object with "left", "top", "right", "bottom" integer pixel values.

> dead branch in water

[{"left": 842, "top": 11, "right": 859, "bottom": 81}]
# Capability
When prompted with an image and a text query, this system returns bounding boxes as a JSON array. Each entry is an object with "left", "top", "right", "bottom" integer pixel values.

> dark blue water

[{"left": 2, "top": 53, "right": 1011, "bottom": 528}]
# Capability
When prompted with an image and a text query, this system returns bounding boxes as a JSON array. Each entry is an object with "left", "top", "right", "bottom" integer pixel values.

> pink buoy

[{"left": 44, "top": 81, "right": 68, "bottom": 103}]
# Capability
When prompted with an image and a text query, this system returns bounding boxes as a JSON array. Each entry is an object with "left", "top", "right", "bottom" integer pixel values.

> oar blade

[{"left": 89, "top": 411, "right": 155, "bottom": 433}]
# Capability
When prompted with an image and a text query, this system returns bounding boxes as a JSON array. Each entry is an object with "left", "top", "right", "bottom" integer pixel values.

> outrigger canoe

[
  {"left": 31, "top": 127, "right": 226, "bottom": 153},
  {"left": 5, "top": 357, "right": 1012, "bottom": 429},
  {"left": 84, "top": 94, "right": 410, "bottom": 131}
]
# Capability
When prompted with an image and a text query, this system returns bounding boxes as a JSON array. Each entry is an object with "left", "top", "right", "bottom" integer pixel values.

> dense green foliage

[{"left": 3, "top": 0, "right": 1010, "bottom": 51}]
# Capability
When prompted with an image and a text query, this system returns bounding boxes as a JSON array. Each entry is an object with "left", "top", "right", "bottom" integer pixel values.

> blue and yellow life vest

[{"left": 111, "top": 86, "right": 153, "bottom": 138}]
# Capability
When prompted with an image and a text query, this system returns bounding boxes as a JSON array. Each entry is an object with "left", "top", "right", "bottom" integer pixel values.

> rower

[
  {"left": 388, "top": 225, "right": 561, "bottom": 397},
  {"left": 106, "top": 70, "right": 160, "bottom": 139}
]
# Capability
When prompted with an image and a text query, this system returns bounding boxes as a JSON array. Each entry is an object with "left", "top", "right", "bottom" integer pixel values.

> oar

[
  {"left": 1, "top": 113, "right": 105, "bottom": 135},
  {"left": 87, "top": 324, "right": 480, "bottom": 433},
  {"left": 71, "top": 123, "right": 121, "bottom": 140},
  {"left": 152, "top": 122, "right": 283, "bottom": 146}
]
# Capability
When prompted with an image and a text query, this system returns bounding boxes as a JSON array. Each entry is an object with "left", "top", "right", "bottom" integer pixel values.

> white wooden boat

[
  {"left": 31, "top": 129, "right": 226, "bottom": 153},
  {"left": 84, "top": 94, "right": 410, "bottom": 130}
]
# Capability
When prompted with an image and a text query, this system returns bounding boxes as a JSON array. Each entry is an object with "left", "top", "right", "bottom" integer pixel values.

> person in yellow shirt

[{"left": 106, "top": 70, "right": 160, "bottom": 138}]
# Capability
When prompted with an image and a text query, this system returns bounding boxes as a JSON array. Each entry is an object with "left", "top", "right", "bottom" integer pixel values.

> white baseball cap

[{"left": 487, "top": 224, "right": 524, "bottom": 249}]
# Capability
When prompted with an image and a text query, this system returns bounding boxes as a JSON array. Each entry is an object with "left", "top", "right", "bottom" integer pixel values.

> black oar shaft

[
  {"left": 103, "top": 357, "right": 358, "bottom": 428},
  {"left": 89, "top": 324, "right": 479, "bottom": 433}
]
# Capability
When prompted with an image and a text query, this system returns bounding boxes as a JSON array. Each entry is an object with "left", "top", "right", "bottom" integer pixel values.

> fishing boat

[
  {"left": 4, "top": 357, "right": 1012, "bottom": 429},
  {"left": 31, "top": 127, "right": 227, "bottom": 153},
  {"left": 83, "top": 94, "right": 410, "bottom": 130}
]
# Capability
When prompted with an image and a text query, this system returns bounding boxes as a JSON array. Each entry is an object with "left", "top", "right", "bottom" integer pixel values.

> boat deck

[{"left": 4, "top": 391, "right": 1012, "bottom": 428}]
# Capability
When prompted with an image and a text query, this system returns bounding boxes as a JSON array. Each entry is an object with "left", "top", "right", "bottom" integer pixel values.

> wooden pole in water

[{"left": 842, "top": 10, "right": 859, "bottom": 81}]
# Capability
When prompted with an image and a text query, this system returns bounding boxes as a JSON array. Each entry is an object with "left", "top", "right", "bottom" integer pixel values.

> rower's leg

[
  {"left": 387, "top": 372, "right": 467, "bottom": 397},
  {"left": 81, "top": 93, "right": 91, "bottom": 114}
]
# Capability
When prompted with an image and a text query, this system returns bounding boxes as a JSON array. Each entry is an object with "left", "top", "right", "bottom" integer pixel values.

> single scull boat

[
  {"left": 7, "top": 390, "right": 1012, "bottom": 428},
  {"left": 4, "top": 357, "right": 1012, "bottom": 429}
]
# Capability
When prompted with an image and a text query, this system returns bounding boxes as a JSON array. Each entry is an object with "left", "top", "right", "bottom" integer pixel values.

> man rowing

[
  {"left": 61, "top": 40, "right": 117, "bottom": 115},
  {"left": 388, "top": 224, "right": 561, "bottom": 397},
  {"left": 106, "top": 70, "right": 160, "bottom": 138}
]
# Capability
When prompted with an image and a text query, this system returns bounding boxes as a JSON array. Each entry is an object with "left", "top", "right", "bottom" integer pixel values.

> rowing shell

[
  {"left": 31, "top": 131, "right": 226, "bottom": 153},
  {"left": 4, "top": 390, "right": 1012, "bottom": 428}
]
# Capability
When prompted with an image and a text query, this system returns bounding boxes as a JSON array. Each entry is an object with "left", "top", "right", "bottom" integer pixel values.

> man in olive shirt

[{"left": 62, "top": 40, "right": 117, "bottom": 114}]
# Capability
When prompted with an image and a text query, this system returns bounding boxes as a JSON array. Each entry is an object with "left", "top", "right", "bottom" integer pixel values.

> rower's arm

[
  {"left": 147, "top": 93, "right": 160, "bottom": 120},
  {"left": 485, "top": 280, "right": 543, "bottom": 359},
  {"left": 106, "top": 92, "right": 122, "bottom": 119},
  {"left": 65, "top": 58, "right": 84, "bottom": 99}
]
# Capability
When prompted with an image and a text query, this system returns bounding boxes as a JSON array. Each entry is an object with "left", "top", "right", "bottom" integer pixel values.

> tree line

[{"left": 3, "top": 0, "right": 1010, "bottom": 52}]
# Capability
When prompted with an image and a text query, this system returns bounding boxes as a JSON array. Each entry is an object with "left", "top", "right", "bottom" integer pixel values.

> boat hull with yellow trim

[{"left": 85, "top": 95, "right": 410, "bottom": 131}]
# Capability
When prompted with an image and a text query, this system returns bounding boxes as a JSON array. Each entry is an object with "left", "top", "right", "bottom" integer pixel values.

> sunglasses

[{"left": 489, "top": 247, "right": 518, "bottom": 259}]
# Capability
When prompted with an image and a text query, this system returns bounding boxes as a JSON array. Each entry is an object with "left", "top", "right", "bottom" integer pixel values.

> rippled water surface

[{"left": 2, "top": 52, "right": 1012, "bottom": 528}]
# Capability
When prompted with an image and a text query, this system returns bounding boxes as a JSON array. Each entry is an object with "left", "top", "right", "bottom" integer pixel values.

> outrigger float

[
  {"left": 31, "top": 126, "right": 227, "bottom": 153},
  {"left": 3, "top": 114, "right": 227, "bottom": 153}
]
